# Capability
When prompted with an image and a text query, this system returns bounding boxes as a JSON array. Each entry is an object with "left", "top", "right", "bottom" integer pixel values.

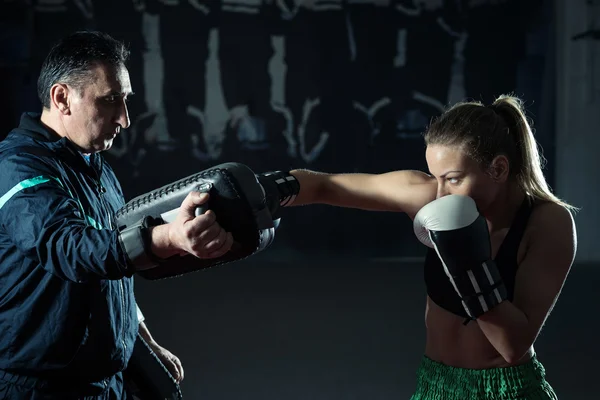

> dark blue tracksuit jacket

[{"left": 0, "top": 113, "right": 138, "bottom": 392}]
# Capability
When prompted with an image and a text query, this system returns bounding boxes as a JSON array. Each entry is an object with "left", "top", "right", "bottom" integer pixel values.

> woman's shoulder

[
  {"left": 527, "top": 199, "right": 576, "bottom": 246},
  {"left": 530, "top": 199, "right": 575, "bottom": 224}
]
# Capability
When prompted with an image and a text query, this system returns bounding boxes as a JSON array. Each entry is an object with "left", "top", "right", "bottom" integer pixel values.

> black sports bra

[{"left": 423, "top": 197, "right": 534, "bottom": 319}]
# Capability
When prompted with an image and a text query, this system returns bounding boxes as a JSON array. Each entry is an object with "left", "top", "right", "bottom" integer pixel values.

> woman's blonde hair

[{"left": 423, "top": 94, "right": 576, "bottom": 212}]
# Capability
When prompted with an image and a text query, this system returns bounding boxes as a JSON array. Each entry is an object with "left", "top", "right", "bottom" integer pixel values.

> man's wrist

[
  {"left": 148, "top": 224, "right": 180, "bottom": 259},
  {"left": 119, "top": 216, "right": 161, "bottom": 272}
]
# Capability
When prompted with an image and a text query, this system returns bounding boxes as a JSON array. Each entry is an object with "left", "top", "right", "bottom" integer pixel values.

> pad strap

[{"left": 118, "top": 216, "right": 160, "bottom": 272}]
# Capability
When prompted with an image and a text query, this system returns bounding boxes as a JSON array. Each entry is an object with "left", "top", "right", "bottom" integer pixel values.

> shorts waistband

[{"left": 412, "top": 355, "right": 557, "bottom": 399}]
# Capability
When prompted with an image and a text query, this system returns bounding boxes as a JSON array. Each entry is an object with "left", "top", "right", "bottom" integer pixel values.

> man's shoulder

[
  {"left": 0, "top": 133, "right": 66, "bottom": 187},
  {"left": 0, "top": 134, "right": 54, "bottom": 162},
  {"left": 1, "top": 112, "right": 68, "bottom": 156}
]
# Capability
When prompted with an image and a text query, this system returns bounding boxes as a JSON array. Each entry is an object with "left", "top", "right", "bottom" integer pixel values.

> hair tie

[{"left": 486, "top": 104, "right": 499, "bottom": 114}]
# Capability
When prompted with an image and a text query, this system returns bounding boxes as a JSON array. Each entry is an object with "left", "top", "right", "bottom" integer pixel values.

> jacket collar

[
  {"left": 14, "top": 112, "right": 103, "bottom": 174},
  {"left": 16, "top": 112, "right": 75, "bottom": 150}
]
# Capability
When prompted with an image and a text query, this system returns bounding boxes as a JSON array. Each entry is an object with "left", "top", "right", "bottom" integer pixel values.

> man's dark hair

[{"left": 37, "top": 31, "right": 130, "bottom": 109}]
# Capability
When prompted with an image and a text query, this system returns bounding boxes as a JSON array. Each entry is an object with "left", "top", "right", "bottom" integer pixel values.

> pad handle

[{"left": 158, "top": 183, "right": 212, "bottom": 223}]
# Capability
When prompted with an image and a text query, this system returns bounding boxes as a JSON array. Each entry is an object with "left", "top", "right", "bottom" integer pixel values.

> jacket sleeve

[{"left": 0, "top": 154, "right": 133, "bottom": 282}]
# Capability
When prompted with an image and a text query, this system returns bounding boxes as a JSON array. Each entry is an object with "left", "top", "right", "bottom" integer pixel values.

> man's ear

[
  {"left": 49, "top": 83, "right": 71, "bottom": 115},
  {"left": 490, "top": 155, "right": 510, "bottom": 183}
]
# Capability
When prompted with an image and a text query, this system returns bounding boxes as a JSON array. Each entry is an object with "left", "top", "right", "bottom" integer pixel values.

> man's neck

[
  {"left": 40, "top": 109, "right": 67, "bottom": 139},
  {"left": 40, "top": 109, "right": 89, "bottom": 156}
]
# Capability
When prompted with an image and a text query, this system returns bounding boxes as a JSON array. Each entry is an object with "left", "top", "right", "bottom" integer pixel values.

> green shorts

[{"left": 410, "top": 355, "right": 558, "bottom": 400}]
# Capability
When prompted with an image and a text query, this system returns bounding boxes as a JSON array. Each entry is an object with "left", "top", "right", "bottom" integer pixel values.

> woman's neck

[{"left": 483, "top": 183, "right": 526, "bottom": 233}]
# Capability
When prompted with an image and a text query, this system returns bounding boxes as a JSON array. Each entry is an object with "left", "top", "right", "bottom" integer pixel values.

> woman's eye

[{"left": 447, "top": 177, "right": 460, "bottom": 184}]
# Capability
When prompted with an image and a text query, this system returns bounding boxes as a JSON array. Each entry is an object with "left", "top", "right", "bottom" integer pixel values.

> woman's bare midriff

[{"left": 423, "top": 297, "right": 534, "bottom": 369}]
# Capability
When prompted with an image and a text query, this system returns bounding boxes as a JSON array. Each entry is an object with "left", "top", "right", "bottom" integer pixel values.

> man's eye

[{"left": 106, "top": 96, "right": 117, "bottom": 103}]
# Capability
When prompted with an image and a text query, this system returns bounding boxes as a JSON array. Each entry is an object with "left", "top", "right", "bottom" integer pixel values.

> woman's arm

[
  {"left": 288, "top": 169, "right": 437, "bottom": 217},
  {"left": 476, "top": 203, "right": 577, "bottom": 363}
]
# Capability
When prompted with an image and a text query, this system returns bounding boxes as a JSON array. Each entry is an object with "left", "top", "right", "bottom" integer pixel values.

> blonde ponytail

[{"left": 491, "top": 95, "right": 577, "bottom": 212}]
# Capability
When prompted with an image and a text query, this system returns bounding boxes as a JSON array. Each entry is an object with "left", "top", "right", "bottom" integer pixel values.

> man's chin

[{"left": 102, "top": 139, "right": 114, "bottom": 151}]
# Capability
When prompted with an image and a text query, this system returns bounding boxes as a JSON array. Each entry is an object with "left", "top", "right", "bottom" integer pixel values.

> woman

[{"left": 262, "top": 94, "right": 577, "bottom": 399}]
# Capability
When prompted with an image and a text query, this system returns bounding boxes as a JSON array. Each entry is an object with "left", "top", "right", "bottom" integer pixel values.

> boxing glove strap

[
  {"left": 257, "top": 171, "right": 300, "bottom": 207},
  {"left": 454, "top": 259, "right": 508, "bottom": 321},
  {"left": 462, "top": 280, "right": 508, "bottom": 321},
  {"left": 119, "top": 216, "right": 160, "bottom": 272}
]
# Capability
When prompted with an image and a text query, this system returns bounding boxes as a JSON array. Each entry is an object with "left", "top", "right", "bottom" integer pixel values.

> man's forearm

[{"left": 138, "top": 320, "right": 158, "bottom": 347}]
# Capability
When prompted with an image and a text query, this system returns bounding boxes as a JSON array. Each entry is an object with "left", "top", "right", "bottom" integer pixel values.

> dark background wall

[
  {"left": 0, "top": 0, "right": 556, "bottom": 259},
  {"left": 1, "top": 0, "right": 597, "bottom": 398}
]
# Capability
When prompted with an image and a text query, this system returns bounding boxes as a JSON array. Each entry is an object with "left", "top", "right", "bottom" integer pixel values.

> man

[{"left": 0, "top": 31, "right": 233, "bottom": 398}]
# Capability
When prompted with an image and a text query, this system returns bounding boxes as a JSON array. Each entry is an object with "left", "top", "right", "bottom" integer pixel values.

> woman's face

[{"left": 425, "top": 144, "right": 505, "bottom": 213}]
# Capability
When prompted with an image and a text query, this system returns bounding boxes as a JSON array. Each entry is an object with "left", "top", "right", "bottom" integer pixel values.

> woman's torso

[{"left": 422, "top": 196, "right": 536, "bottom": 369}]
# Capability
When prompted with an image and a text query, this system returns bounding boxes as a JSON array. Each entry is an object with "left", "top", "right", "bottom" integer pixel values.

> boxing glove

[
  {"left": 116, "top": 162, "right": 278, "bottom": 280},
  {"left": 413, "top": 195, "right": 507, "bottom": 320}
]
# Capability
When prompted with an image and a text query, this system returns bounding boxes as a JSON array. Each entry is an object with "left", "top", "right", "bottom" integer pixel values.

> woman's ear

[{"left": 490, "top": 155, "right": 510, "bottom": 183}]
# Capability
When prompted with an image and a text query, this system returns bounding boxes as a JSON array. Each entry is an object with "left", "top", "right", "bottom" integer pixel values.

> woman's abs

[{"left": 423, "top": 297, "right": 532, "bottom": 369}]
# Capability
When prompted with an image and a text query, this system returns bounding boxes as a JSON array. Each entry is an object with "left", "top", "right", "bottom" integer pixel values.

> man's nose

[{"left": 116, "top": 99, "right": 130, "bottom": 129}]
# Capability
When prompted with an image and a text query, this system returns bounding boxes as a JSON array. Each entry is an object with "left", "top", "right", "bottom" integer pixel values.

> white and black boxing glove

[{"left": 413, "top": 195, "right": 508, "bottom": 320}]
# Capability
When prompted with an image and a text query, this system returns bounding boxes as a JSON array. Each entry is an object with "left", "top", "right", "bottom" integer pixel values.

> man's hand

[
  {"left": 168, "top": 191, "right": 234, "bottom": 258},
  {"left": 148, "top": 342, "right": 184, "bottom": 383},
  {"left": 150, "top": 191, "right": 234, "bottom": 260},
  {"left": 138, "top": 320, "right": 185, "bottom": 383}
]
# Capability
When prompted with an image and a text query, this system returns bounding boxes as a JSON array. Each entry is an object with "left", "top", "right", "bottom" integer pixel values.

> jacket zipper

[
  {"left": 120, "top": 279, "right": 127, "bottom": 357},
  {"left": 92, "top": 155, "right": 127, "bottom": 360}
]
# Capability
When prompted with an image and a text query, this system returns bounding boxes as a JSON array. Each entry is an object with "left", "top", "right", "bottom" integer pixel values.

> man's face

[{"left": 64, "top": 62, "right": 132, "bottom": 153}]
